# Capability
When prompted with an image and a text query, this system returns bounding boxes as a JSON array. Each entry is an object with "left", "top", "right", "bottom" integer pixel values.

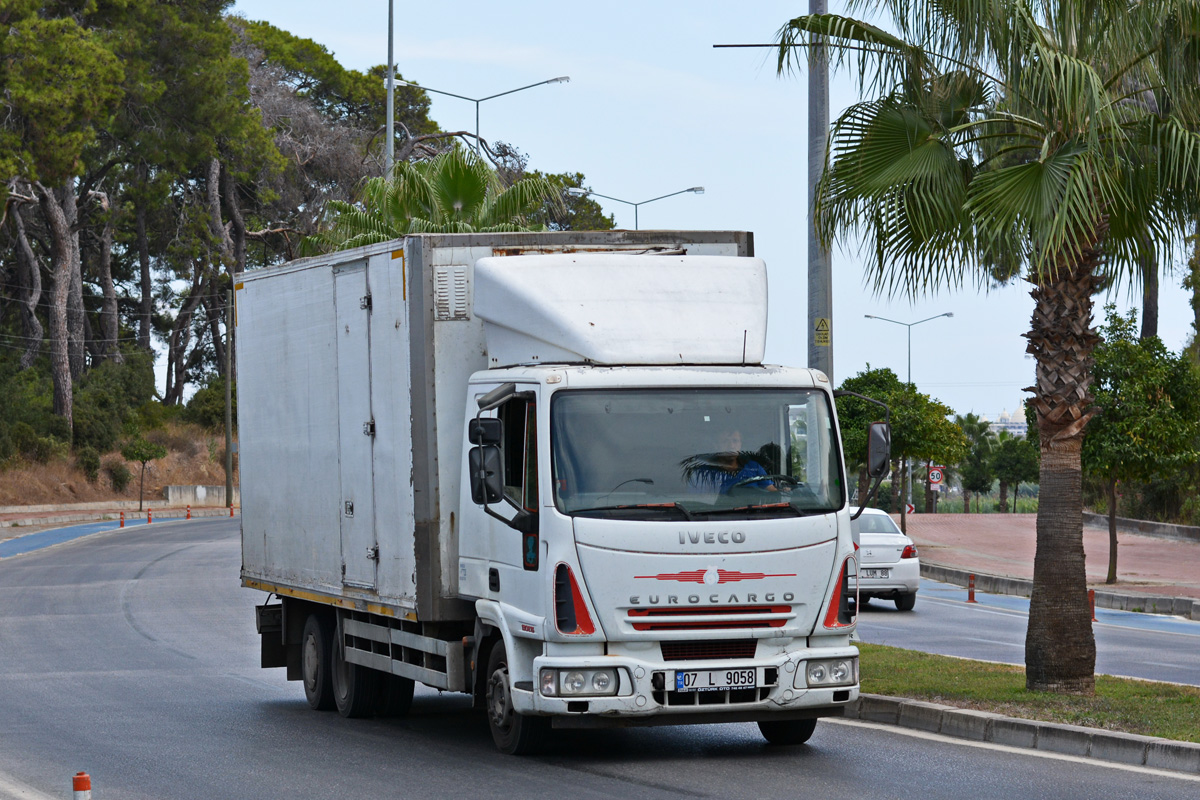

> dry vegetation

[{"left": 0, "top": 422, "right": 238, "bottom": 507}]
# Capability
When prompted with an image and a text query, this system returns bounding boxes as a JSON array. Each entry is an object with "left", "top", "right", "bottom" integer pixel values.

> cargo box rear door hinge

[
  {"left": 363, "top": 419, "right": 376, "bottom": 437},
  {"left": 359, "top": 294, "right": 372, "bottom": 311}
]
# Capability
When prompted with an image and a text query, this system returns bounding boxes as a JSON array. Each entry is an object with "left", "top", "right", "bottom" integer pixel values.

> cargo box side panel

[
  {"left": 238, "top": 265, "right": 343, "bottom": 591},
  {"left": 367, "top": 247, "right": 417, "bottom": 606}
]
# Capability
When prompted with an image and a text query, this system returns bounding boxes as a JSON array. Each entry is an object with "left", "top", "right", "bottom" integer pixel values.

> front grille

[
  {"left": 660, "top": 640, "right": 758, "bottom": 661},
  {"left": 628, "top": 605, "right": 791, "bottom": 631}
]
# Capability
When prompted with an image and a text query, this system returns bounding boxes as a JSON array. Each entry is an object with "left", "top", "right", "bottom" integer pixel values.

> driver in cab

[{"left": 695, "top": 429, "right": 778, "bottom": 494}]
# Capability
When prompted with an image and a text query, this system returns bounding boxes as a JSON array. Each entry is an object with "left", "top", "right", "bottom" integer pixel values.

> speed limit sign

[{"left": 929, "top": 467, "right": 945, "bottom": 485}]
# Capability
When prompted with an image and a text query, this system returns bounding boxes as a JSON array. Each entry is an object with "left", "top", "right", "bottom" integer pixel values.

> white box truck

[{"left": 237, "top": 231, "right": 889, "bottom": 754}]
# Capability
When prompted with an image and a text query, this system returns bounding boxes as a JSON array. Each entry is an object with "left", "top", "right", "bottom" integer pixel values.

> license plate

[
  {"left": 675, "top": 668, "right": 757, "bottom": 692},
  {"left": 860, "top": 568, "right": 889, "bottom": 579}
]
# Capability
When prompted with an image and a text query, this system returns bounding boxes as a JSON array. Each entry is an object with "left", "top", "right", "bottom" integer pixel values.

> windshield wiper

[
  {"left": 572, "top": 502, "right": 694, "bottom": 520},
  {"left": 698, "top": 502, "right": 827, "bottom": 518}
]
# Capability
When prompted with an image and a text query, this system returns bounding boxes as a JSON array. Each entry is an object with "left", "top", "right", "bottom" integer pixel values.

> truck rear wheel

[
  {"left": 757, "top": 718, "right": 817, "bottom": 745},
  {"left": 378, "top": 674, "right": 415, "bottom": 718},
  {"left": 301, "top": 613, "right": 335, "bottom": 711},
  {"left": 332, "top": 624, "right": 380, "bottom": 718},
  {"left": 485, "top": 641, "right": 548, "bottom": 755}
]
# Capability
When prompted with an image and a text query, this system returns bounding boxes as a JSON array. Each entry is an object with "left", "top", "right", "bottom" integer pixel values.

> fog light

[
  {"left": 540, "top": 669, "right": 557, "bottom": 696},
  {"left": 563, "top": 671, "right": 586, "bottom": 694},
  {"left": 591, "top": 670, "right": 612, "bottom": 693}
]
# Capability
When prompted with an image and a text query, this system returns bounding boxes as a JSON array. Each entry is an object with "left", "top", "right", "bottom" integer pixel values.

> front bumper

[{"left": 514, "top": 646, "right": 860, "bottom": 724}]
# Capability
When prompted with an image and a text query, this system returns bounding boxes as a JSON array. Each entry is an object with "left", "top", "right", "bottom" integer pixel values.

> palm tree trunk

[
  {"left": 899, "top": 456, "right": 908, "bottom": 534},
  {"left": 1106, "top": 479, "right": 1118, "bottom": 584},
  {"left": 963, "top": 488, "right": 971, "bottom": 514},
  {"left": 999, "top": 480, "right": 1009, "bottom": 513},
  {"left": 1023, "top": 252, "right": 1101, "bottom": 694}
]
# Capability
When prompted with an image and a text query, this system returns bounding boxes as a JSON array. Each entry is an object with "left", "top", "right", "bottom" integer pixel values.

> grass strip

[{"left": 859, "top": 642, "right": 1200, "bottom": 743}]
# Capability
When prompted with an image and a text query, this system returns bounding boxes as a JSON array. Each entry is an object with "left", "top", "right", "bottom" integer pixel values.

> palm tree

[
  {"left": 777, "top": 1, "right": 1200, "bottom": 693},
  {"left": 306, "top": 146, "right": 560, "bottom": 251},
  {"left": 954, "top": 413, "right": 992, "bottom": 514}
]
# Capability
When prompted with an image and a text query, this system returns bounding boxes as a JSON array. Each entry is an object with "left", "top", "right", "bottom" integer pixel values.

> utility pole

[
  {"left": 808, "top": 0, "right": 833, "bottom": 382},
  {"left": 225, "top": 289, "right": 234, "bottom": 510}
]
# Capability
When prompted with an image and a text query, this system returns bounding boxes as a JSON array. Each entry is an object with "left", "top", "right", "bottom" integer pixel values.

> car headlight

[
  {"left": 539, "top": 668, "right": 620, "bottom": 697},
  {"left": 797, "top": 657, "right": 858, "bottom": 688}
]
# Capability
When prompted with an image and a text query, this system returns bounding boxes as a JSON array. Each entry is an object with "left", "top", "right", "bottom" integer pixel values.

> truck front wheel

[
  {"left": 485, "top": 641, "right": 548, "bottom": 755},
  {"left": 301, "top": 613, "right": 335, "bottom": 711},
  {"left": 758, "top": 718, "right": 817, "bottom": 745}
]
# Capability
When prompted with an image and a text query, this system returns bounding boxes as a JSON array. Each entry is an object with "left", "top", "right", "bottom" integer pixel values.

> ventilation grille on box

[{"left": 434, "top": 265, "right": 469, "bottom": 320}]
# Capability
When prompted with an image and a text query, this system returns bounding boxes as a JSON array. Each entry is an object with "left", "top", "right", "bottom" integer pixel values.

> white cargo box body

[{"left": 236, "top": 231, "right": 754, "bottom": 621}]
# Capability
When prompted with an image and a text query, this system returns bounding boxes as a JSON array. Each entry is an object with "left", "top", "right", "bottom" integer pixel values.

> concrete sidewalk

[{"left": 901, "top": 513, "right": 1200, "bottom": 619}]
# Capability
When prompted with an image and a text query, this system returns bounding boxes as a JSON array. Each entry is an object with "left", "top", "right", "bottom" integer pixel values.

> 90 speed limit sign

[{"left": 928, "top": 467, "right": 945, "bottom": 485}]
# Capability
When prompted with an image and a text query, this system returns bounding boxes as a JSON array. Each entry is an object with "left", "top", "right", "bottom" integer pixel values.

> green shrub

[
  {"left": 183, "top": 376, "right": 235, "bottom": 431},
  {"left": 105, "top": 460, "right": 132, "bottom": 492},
  {"left": 74, "top": 355, "right": 156, "bottom": 448},
  {"left": 77, "top": 447, "right": 101, "bottom": 483}
]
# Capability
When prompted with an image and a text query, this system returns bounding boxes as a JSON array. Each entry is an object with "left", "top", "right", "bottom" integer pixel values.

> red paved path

[{"left": 902, "top": 513, "right": 1200, "bottom": 600}]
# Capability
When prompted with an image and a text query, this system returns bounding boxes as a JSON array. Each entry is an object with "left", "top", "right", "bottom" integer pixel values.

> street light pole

[
  {"left": 862, "top": 312, "right": 954, "bottom": 384},
  {"left": 863, "top": 311, "right": 953, "bottom": 519},
  {"left": 396, "top": 77, "right": 570, "bottom": 154},
  {"left": 567, "top": 186, "right": 705, "bottom": 230},
  {"left": 385, "top": 0, "right": 394, "bottom": 175}
]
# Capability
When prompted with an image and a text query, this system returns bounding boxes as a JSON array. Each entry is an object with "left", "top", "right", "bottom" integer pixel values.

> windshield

[{"left": 551, "top": 388, "right": 844, "bottom": 520}]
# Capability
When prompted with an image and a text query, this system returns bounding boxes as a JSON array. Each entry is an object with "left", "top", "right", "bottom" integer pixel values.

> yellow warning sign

[{"left": 814, "top": 317, "right": 831, "bottom": 346}]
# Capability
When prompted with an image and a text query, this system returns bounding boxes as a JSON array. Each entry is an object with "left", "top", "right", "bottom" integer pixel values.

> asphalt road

[
  {"left": 1, "top": 518, "right": 1197, "bottom": 799},
  {"left": 857, "top": 580, "right": 1200, "bottom": 686}
]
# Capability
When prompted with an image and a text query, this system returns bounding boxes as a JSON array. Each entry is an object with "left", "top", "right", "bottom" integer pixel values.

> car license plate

[
  {"left": 860, "top": 568, "right": 889, "bottom": 579},
  {"left": 675, "top": 668, "right": 757, "bottom": 692}
]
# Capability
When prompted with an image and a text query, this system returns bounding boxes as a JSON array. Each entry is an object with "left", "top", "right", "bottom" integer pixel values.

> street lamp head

[
  {"left": 944, "top": 312, "right": 955, "bottom": 318},
  {"left": 566, "top": 187, "right": 589, "bottom": 197},
  {"left": 863, "top": 314, "right": 876, "bottom": 319},
  {"left": 689, "top": 187, "right": 705, "bottom": 194},
  {"left": 549, "top": 76, "right": 571, "bottom": 84}
]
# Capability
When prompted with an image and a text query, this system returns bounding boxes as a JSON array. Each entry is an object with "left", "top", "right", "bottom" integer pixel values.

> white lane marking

[
  {"left": 0, "top": 771, "right": 58, "bottom": 800},
  {"left": 922, "top": 596, "right": 1200, "bottom": 639},
  {"left": 962, "top": 637, "right": 1023, "bottom": 648},
  {"left": 827, "top": 718, "right": 1200, "bottom": 783}
]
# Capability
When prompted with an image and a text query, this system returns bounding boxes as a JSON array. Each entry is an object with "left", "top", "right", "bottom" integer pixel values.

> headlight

[
  {"left": 798, "top": 657, "right": 858, "bottom": 688},
  {"left": 538, "top": 668, "right": 620, "bottom": 697}
]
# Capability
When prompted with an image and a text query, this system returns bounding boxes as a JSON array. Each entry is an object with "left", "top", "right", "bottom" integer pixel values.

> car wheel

[
  {"left": 301, "top": 613, "right": 335, "bottom": 711},
  {"left": 332, "top": 620, "right": 380, "bottom": 718},
  {"left": 486, "top": 641, "right": 548, "bottom": 755},
  {"left": 894, "top": 592, "right": 917, "bottom": 611},
  {"left": 758, "top": 718, "right": 817, "bottom": 745}
]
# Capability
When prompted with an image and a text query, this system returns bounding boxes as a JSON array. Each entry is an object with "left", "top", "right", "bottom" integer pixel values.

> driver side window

[{"left": 498, "top": 396, "right": 537, "bottom": 511}]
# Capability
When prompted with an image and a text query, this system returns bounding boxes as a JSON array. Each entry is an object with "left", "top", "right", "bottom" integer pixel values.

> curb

[
  {"left": 849, "top": 694, "right": 1200, "bottom": 775},
  {"left": 1, "top": 507, "right": 237, "bottom": 529},
  {"left": 1083, "top": 512, "right": 1200, "bottom": 544},
  {"left": 920, "top": 562, "right": 1200, "bottom": 621}
]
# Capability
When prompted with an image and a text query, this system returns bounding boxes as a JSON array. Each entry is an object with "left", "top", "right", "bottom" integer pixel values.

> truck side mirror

[
  {"left": 867, "top": 422, "right": 891, "bottom": 479},
  {"left": 468, "top": 446, "right": 504, "bottom": 504},
  {"left": 469, "top": 417, "right": 502, "bottom": 445}
]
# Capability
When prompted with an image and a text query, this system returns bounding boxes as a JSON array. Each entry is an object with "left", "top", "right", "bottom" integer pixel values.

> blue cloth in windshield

[{"left": 692, "top": 460, "right": 772, "bottom": 493}]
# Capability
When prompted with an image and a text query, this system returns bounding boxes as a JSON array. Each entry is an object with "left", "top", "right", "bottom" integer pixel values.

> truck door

[{"left": 335, "top": 265, "right": 378, "bottom": 590}]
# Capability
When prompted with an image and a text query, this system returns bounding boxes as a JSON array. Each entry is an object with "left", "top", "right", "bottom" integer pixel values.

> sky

[{"left": 228, "top": 0, "right": 1196, "bottom": 422}]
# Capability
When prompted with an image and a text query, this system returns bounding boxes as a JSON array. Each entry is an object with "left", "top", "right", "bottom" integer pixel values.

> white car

[{"left": 849, "top": 508, "right": 920, "bottom": 611}]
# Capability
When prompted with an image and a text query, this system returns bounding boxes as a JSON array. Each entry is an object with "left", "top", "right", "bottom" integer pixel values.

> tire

[
  {"left": 332, "top": 620, "right": 381, "bottom": 718},
  {"left": 302, "top": 613, "right": 336, "bottom": 711},
  {"left": 894, "top": 592, "right": 917, "bottom": 611},
  {"left": 758, "top": 718, "right": 818, "bottom": 746},
  {"left": 377, "top": 674, "right": 415, "bottom": 718},
  {"left": 485, "top": 641, "right": 548, "bottom": 755}
]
